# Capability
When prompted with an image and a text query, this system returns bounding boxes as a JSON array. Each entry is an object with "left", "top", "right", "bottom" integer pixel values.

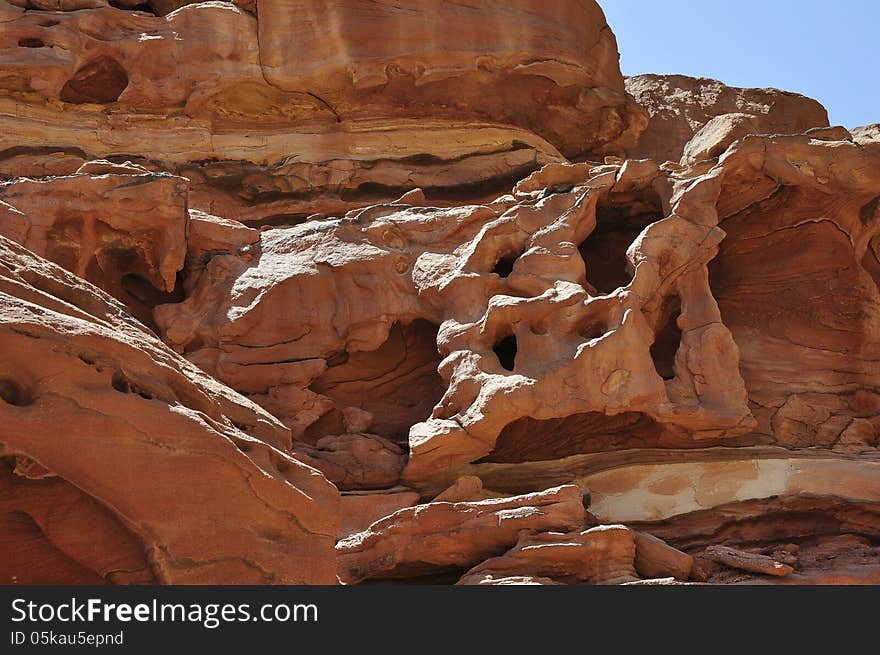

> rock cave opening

[
  {"left": 120, "top": 271, "right": 186, "bottom": 328},
  {"left": 305, "top": 319, "right": 445, "bottom": 444},
  {"left": 17, "top": 38, "right": 45, "bottom": 49},
  {"left": 492, "top": 334, "right": 518, "bottom": 372},
  {"left": 492, "top": 250, "right": 521, "bottom": 279},
  {"left": 59, "top": 57, "right": 129, "bottom": 105},
  {"left": 578, "top": 193, "right": 664, "bottom": 295},
  {"left": 650, "top": 295, "right": 683, "bottom": 381},
  {"left": 109, "top": 0, "right": 158, "bottom": 14}
]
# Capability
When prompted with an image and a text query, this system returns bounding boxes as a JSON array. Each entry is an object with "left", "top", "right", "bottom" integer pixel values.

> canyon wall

[{"left": 1, "top": 0, "right": 878, "bottom": 585}]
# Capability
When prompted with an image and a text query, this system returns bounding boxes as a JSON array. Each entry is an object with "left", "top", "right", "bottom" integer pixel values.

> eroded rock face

[
  {"left": 625, "top": 74, "right": 829, "bottom": 163},
  {"left": 154, "top": 156, "right": 756, "bottom": 492},
  {"left": 0, "top": 0, "right": 645, "bottom": 224},
  {"left": 2, "top": 0, "right": 879, "bottom": 587},
  {"left": 457, "top": 525, "right": 639, "bottom": 585},
  {"left": 0, "top": 172, "right": 188, "bottom": 325},
  {"left": 0, "top": 235, "right": 339, "bottom": 584},
  {"left": 336, "top": 485, "right": 585, "bottom": 583}
]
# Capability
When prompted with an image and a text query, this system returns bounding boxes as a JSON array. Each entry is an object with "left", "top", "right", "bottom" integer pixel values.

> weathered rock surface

[
  {"left": 336, "top": 485, "right": 585, "bottom": 583},
  {"left": 1, "top": 0, "right": 878, "bottom": 587},
  {"left": 1, "top": 459, "right": 154, "bottom": 584},
  {"left": 0, "top": 172, "right": 188, "bottom": 325},
  {"left": 625, "top": 74, "right": 829, "bottom": 162},
  {"left": 0, "top": 0, "right": 645, "bottom": 224},
  {"left": 154, "top": 156, "right": 756, "bottom": 492},
  {"left": 853, "top": 123, "right": 880, "bottom": 145},
  {"left": 337, "top": 488, "right": 420, "bottom": 539},
  {"left": 705, "top": 545, "right": 793, "bottom": 577},
  {"left": 458, "top": 525, "right": 639, "bottom": 585},
  {"left": 634, "top": 531, "right": 693, "bottom": 581},
  {"left": 0, "top": 235, "right": 339, "bottom": 583}
]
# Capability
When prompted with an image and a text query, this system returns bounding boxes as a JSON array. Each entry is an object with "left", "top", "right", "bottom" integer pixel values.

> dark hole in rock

[
  {"left": 121, "top": 273, "right": 184, "bottom": 306},
  {"left": 111, "top": 371, "right": 131, "bottom": 394},
  {"left": 60, "top": 57, "right": 129, "bottom": 105},
  {"left": 109, "top": 0, "right": 158, "bottom": 13},
  {"left": 0, "top": 378, "right": 33, "bottom": 407},
  {"left": 492, "top": 251, "right": 520, "bottom": 278},
  {"left": 306, "top": 320, "right": 444, "bottom": 444},
  {"left": 650, "top": 296, "right": 682, "bottom": 381},
  {"left": 38, "top": 19, "right": 60, "bottom": 27},
  {"left": 117, "top": 271, "right": 184, "bottom": 333},
  {"left": 579, "top": 197, "right": 664, "bottom": 295},
  {"left": 18, "top": 38, "right": 45, "bottom": 48},
  {"left": 579, "top": 318, "right": 608, "bottom": 341},
  {"left": 493, "top": 334, "right": 517, "bottom": 372},
  {"left": 483, "top": 411, "right": 664, "bottom": 463}
]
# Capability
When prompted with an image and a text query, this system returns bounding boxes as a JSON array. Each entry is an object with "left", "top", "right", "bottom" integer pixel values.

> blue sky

[{"left": 597, "top": 0, "right": 879, "bottom": 128}]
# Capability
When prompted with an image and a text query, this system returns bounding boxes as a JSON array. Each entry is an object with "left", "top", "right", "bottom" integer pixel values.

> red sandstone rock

[
  {"left": 295, "top": 433, "right": 406, "bottom": 491},
  {"left": 625, "top": 74, "right": 829, "bottom": 162},
  {"left": 458, "top": 525, "right": 639, "bottom": 585},
  {"left": 0, "top": 172, "right": 188, "bottom": 325},
  {"left": 336, "top": 485, "right": 585, "bottom": 583},
  {"left": 0, "top": 0, "right": 643, "bottom": 224},
  {"left": 705, "top": 545, "right": 794, "bottom": 577},
  {"left": 337, "top": 488, "right": 421, "bottom": 539},
  {"left": 0, "top": 235, "right": 339, "bottom": 584},
  {"left": 0, "top": 0, "right": 878, "bottom": 588},
  {"left": 634, "top": 531, "right": 693, "bottom": 581}
]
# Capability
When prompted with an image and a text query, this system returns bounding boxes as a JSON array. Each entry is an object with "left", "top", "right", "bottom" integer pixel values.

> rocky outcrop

[
  {"left": 0, "top": 172, "right": 188, "bottom": 325},
  {"left": 704, "top": 545, "right": 793, "bottom": 577},
  {"left": 0, "top": 0, "right": 645, "bottom": 224},
  {"left": 854, "top": 124, "right": 880, "bottom": 144},
  {"left": 0, "top": 235, "right": 339, "bottom": 583},
  {"left": 154, "top": 155, "right": 756, "bottom": 492},
  {"left": 336, "top": 485, "right": 585, "bottom": 583},
  {"left": 1, "top": 0, "right": 878, "bottom": 587},
  {"left": 625, "top": 74, "right": 829, "bottom": 162},
  {"left": 457, "top": 525, "right": 639, "bottom": 585}
]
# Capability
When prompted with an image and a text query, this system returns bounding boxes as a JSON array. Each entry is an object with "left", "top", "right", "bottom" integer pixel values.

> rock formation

[
  {"left": 625, "top": 74, "right": 829, "bottom": 163},
  {"left": 1, "top": 0, "right": 878, "bottom": 586}
]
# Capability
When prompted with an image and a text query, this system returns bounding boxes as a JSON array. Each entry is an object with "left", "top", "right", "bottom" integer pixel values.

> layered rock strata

[{"left": 1, "top": 0, "right": 878, "bottom": 586}]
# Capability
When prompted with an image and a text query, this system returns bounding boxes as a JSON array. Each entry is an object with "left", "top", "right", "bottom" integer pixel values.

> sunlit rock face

[
  {"left": 0, "top": 0, "right": 645, "bottom": 225},
  {"left": 2, "top": 0, "right": 879, "bottom": 586},
  {"left": 625, "top": 73, "right": 830, "bottom": 163}
]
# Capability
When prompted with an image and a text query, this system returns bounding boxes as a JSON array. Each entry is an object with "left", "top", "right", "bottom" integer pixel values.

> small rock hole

[
  {"left": 492, "top": 251, "right": 520, "bottom": 278},
  {"left": 111, "top": 371, "right": 131, "bottom": 394},
  {"left": 493, "top": 334, "right": 518, "bottom": 372},
  {"left": 0, "top": 379, "right": 33, "bottom": 407},
  {"left": 650, "top": 296, "right": 683, "bottom": 381}
]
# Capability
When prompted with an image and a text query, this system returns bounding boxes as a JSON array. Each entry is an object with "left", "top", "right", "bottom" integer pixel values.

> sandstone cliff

[{"left": 1, "top": 0, "right": 878, "bottom": 586}]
